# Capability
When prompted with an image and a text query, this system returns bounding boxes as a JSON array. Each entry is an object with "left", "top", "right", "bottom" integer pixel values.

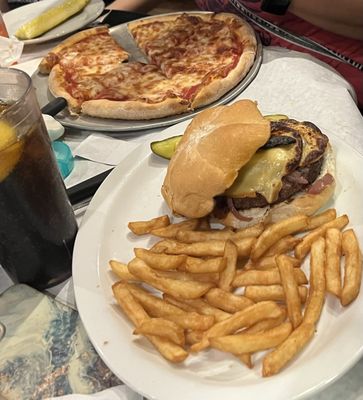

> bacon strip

[{"left": 307, "top": 173, "right": 334, "bottom": 195}]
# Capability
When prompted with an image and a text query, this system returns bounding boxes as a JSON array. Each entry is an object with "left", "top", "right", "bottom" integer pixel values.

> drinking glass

[{"left": 0, "top": 68, "right": 78, "bottom": 290}]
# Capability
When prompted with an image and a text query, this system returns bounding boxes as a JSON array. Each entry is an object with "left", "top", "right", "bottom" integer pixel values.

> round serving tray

[{"left": 32, "top": 12, "right": 263, "bottom": 133}]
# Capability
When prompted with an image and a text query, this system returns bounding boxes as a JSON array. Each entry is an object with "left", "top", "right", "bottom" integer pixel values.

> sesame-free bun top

[{"left": 161, "top": 100, "right": 271, "bottom": 218}]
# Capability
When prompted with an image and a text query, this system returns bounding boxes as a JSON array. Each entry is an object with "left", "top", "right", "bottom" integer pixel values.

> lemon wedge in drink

[
  {"left": 15, "top": 0, "right": 90, "bottom": 40},
  {"left": 0, "top": 120, "right": 23, "bottom": 181}
]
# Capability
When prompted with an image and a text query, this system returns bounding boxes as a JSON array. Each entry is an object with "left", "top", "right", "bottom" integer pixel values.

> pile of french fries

[{"left": 109, "top": 209, "right": 362, "bottom": 376}]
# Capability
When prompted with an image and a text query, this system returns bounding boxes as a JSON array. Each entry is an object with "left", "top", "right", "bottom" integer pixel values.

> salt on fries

[{"left": 110, "top": 209, "right": 362, "bottom": 376}]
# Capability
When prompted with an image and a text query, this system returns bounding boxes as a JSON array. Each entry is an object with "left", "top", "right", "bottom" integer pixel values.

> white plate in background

[
  {"left": 3, "top": 0, "right": 104, "bottom": 45},
  {"left": 73, "top": 119, "right": 363, "bottom": 400}
]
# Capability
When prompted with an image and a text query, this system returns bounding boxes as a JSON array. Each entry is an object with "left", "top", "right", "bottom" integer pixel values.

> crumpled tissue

[{"left": 0, "top": 35, "right": 24, "bottom": 67}]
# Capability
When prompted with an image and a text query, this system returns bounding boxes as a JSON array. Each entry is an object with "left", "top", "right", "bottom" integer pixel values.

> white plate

[
  {"left": 73, "top": 119, "right": 363, "bottom": 400},
  {"left": 3, "top": 0, "right": 104, "bottom": 45}
]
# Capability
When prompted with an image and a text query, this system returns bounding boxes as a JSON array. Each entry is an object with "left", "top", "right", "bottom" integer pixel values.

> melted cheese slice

[{"left": 225, "top": 146, "right": 296, "bottom": 203}]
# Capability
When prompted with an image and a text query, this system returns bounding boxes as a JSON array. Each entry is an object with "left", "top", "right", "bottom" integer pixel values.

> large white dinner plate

[
  {"left": 3, "top": 0, "right": 104, "bottom": 45},
  {"left": 73, "top": 118, "right": 363, "bottom": 400}
]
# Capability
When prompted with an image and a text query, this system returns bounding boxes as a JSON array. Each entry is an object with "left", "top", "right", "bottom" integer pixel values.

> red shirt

[{"left": 195, "top": 0, "right": 363, "bottom": 108}]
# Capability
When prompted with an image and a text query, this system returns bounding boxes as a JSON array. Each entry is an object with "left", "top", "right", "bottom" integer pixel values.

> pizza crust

[{"left": 81, "top": 98, "right": 189, "bottom": 120}]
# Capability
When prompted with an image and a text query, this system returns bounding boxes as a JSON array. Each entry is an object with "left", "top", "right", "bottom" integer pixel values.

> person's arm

[
  {"left": 289, "top": 0, "right": 363, "bottom": 40},
  {"left": 106, "top": 0, "right": 159, "bottom": 11}
]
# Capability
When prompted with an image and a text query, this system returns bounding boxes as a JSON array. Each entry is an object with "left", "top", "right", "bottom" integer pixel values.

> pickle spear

[
  {"left": 150, "top": 135, "right": 182, "bottom": 160},
  {"left": 15, "top": 0, "right": 90, "bottom": 40}
]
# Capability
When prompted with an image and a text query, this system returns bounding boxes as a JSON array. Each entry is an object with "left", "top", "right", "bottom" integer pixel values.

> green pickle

[
  {"left": 264, "top": 114, "right": 289, "bottom": 121},
  {"left": 150, "top": 135, "right": 182, "bottom": 160}
]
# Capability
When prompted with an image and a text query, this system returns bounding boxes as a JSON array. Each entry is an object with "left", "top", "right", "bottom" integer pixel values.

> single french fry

[
  {"left": 127, "top": 284, "right": 215, "bottom": 330},
  {"left": 244, "top": 255, "right": 300, "bottom": 271},
  {"left": 237, "top": 354, "right": 253, "bottom": 368},
  {"left": 341, "top": 229, "right": 362, "bottom": 306},
  {"left": 151, "top": 219, "right": 200, "bottom": 238},
  {"left": 134, "top": 248, "right": 187, "bottom": 270},
  {"left": 190, "top": 301, "right": 283, "bottom": 352},
  {"left": 127, "top": 284, "right": 184, "bottom": 315},
  {"left": 134, "top": 318, "right": 185, "bottom": 346},
  {"left": 128, "top": 215, "right": 170, "bottom": 235},
  {"left": 183, "top": 256, "right": 226, "bottom": 273},
  {"left": 185, "top": 330, "right": 204, "bottom": 345},
  {"left": 210, "top": 322, "right": 292, "bottom": 354},
  {"left": 164, "top": 294, "right": 231, "bottom": 322},
  {"left": 277, "top": 254, "right": 303, "bottom": 329},
  {"left": 232, "top": 268, "right": 307, "bottom": 287},
  {"left": 244, "top": 306, "right": 287, "bottom": 334},
  {"left": 234, "top": 222, "right": 265, "bottom": 239},
  {"left": 155, "top": 237, "right": 255, "bottom": 258},
  {"left": 251, "top": 215, "right": 308, "bottom": 260},
  {"left": 244, "top": 285, "right": 308, "bottom": 303},
  {"left": 295, "top": 215, "right": 349, "bottom": 260},
  {"left": 109, "top": 260, "right": 138, "bottom": 281},
  {"left": 219, "top": 240, "right": 238, "bottom": 291},
  {"left": 176, "top": 228, "right": 234, "bottom": 243},
  {"left": 262, "top": 323, "right": 315, "bottom": 376},
  {"left": 112, "top": 282, "right": 188, "bottom": 363},
  {"left": 325, "top": 228, "right": 341, "bottom": 297},
  {"left": 205, "top": 288, "right": 254, "bottom": 313},
  {"left": 156, "top": 269, "right": 219, "bottom": 284},
  {"left": 305, "top": 208, "right": 337, "bottom": 231},
  {"left": 304, "top": 237, "right": 326, "bottom": 325},
  {"left": 265, "top": 235, "right": 302, "bottom": 256},
  {"left": 128, "top": 258, "right": 214, "bottom": 299}
]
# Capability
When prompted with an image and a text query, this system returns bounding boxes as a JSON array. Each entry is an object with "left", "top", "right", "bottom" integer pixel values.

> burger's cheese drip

[{"left": 225, "top": 146, "right": 296, "bottom": 203}]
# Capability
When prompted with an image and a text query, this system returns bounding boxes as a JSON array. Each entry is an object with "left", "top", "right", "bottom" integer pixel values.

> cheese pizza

[{"left": 40, "top": 13, "right": 257, "bottom": 120}]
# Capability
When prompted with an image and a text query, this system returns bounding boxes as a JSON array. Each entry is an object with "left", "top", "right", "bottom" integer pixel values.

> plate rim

[{"left": 72, "top": 119, "right": 363, "bottom": 400}]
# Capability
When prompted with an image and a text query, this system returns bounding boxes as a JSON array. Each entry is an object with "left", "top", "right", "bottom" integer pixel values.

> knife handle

[
  {"left": 41, "top": 97, "right": 67, "bottom": 116},
  {"left": 66, "top": 168, "right": 113, "bottom": 206}
]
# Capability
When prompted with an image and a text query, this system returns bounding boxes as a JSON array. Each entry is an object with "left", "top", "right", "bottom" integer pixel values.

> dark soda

[{"left": 0, "top": 110, "right": 77, "bottom": 290}]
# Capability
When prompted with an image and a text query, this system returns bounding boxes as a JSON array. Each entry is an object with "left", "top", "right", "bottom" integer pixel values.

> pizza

[{"left": 39, "top": 13, "right": 257, "bottom": 120}]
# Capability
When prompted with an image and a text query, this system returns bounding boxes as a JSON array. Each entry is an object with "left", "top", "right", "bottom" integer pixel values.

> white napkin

[
  {"left": 0, "top": 35, "right": 23, "bottom": 67},
  {"left": 73, "top": 134, "right": 141, "bottom": 166},
  {"left": 47, "top": 385, "right": 143, "bottom": 400}
]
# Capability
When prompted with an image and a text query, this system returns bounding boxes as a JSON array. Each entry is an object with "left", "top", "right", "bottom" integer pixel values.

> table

[{"left": 1, "top": 13, "right": 363, "bottom": 399}]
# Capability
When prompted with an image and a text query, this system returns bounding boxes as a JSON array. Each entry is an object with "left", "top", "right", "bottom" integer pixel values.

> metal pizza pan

[{"left": 32, "top": 12, "right": 263, "bottom": 134}]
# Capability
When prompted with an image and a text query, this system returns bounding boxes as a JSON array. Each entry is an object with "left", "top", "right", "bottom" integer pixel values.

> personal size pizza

[{"left": 39, "top": 13, "right": 257, "bottom": 120}]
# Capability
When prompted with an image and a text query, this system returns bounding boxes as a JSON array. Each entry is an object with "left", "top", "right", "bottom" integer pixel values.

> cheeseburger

[{"left": 161, "top": 100, "right": 335, "bottom": 228}]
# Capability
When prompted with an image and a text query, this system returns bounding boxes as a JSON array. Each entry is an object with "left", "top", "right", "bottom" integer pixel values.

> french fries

[
  {"left": 324, "top": 228, "right": 342, "bottom": 297},
  {"left": 112, "top": 282, "right": 188, "bottom": 363},
  {"left": 128, "top": 215, "right": 170, "bottom": 235},
  {"left": 251, "top": 215, "right": 308, "bottom": 260},
  {"left": 210, "top": 322, "right": 292, "bottom": 354},
  {"left": 304, "top": 237, "right": 326, "bottom": 325},
  {"left": 128, "top": 258, "right": 214, "bottom": 299},
  {"left": 219, "top": 240, "right": 238, "bottom": 291},
  {"left": 262, "top": 323, "right": 315, "bottom": 376},
  {"left": 134, "top": 248, "right": 187, "bottom": 270},
  {"left": 277, "top": 255, "right": 303, "bottom": 329},
  {"left": 110, "top": 209, "right": 362, "bottom": 376},
  {"left": 134, "top": 318, "right": 185, "bottom": 346},
  {"left": 295, "top": 215, "right": 349, "bottom": 260},
  {"left": 341, "top": 229, "right": 362, "bottom": 306},
  {"left": 204, "top": 288, "right": 254, "bottom": 313}
]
